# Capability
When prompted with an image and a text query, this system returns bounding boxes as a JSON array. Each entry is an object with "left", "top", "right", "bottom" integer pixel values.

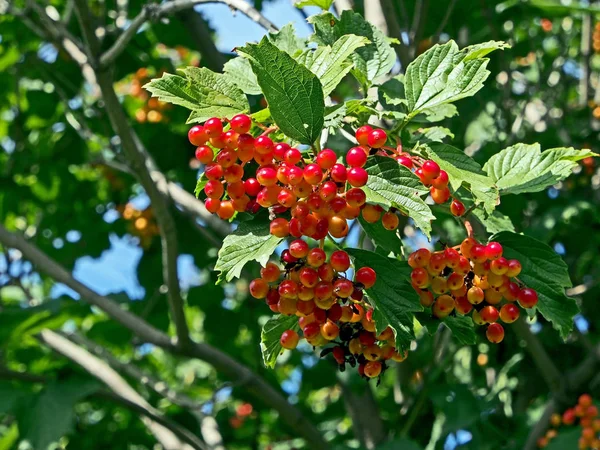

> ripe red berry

[
  {"left": 328, "top": 303, "right": 343, "bottom": 322},
  {"left": 347, "top": 167, "right": 368, "bottom": 187},
  {"left": 270, "top": 218, "right": 290, "bottom": 238},
  {"left": 396, "top": 156, "right": 413, "bottom": 169},
  {"left": 280, "top": 329, "right": 300, "bottom": 349},
  {"left": 518, "top": 288, "right": 538, "bottom": 308},
  {"left": 506, "top": 259, "right": 522, "bottom": 277},
  {"left": 204, "top": 118, "right": 223, "bottom": 138},
  {"left": 303, "top": 164, "right": 323, "bottom": 185},
  {"left": 330, "top": 250, "right": 351, "bottom": 272},
  {"left": 356, "top": 267, "right": 377, "bottom": 288},
  {"left": 431, "top": 170, "right": 449, "bottom": 189},
  {"left": 331, "top": 163, "right": 347, "bottom": 183},
  {"left": 346, "top": 188, "right": 366, "bottom": 207},
  {"left": 249, "top": 278, "right": 269, "bottom": 299},
  {"left": 346, "top": 147, "right": 368, "bottom": 167},
  {"left": 306, "top": 248, "right": 326, "bottom": 267},
  {"left": 421, "top": 160, "right": 440, "bottom": 180},
  {"left": 480, "top": 305, "right": 500, "bottom": 323},
  {"left": 381, "top": 211, "right": 399, "bottom": 230},
  {"left": 242, "top": 178, "right": 259, "bottom": 197},
  {"left": 254, "top": 135, "right": 273, "bottom": 154},
  {"left": 216, "top": 148, "right": 236, "bottom": 168},
  {"left": 217, "top": 200, "right": 235, "bottom": 220},
  {"left": 367, "top": 129, "right": 387, "bottom": 148},
  {"left": 230, "top": 114, "right": 251, "bottom": 134},
  {"left": 284, "top": 148, "right": 302, "bottom": 165},
  {"left": 470, "top": 244, "right": 488, "bottom": 263},
  {"left": 303, "top": 322, "right": 320, "bottom": 340},
  {"left": 364, "top": 361, "right": 382, "bottom": 378},
  {"left": 430, "top": 187, "right": 450, "bottom": 204},
  {"left": 355, "top": 125, "right": 373, "bottom": 146},
  {"left": 450, "top": 199, "right": 465, "bottom": 216},
  {"left": 486, "top": 323, "right": 505, "bottom": 343},
  {"left": 319, "top": 181, "right": 338, "bottom": 202},
  {"left": 316, "top": 149, "right": 337, "bottom": 169},
  {"left": 411, "top": 268, "right": 429, "bottom": 288},
  {"left": 299, "top": 267, "right": 319, "bottom": 288},
  {"left": 334, "top": 278, "right": 354, "bottom": 298},
  {"left": 499, "top": 303, "right": 520, "bottom": 323},
  {"left": 204, "top": 163, "right": 223, "bottom": 180},
  {"left": 486, "top": 242, "right": 503, "bottom": 260},
  {"left": 204, "top": 198, "right": 220, "bottom": 213},
  {"left": 287, "top": 240, "right": 308, "bottom": 259},
  {"left": 188, "top": 125, "right": 209, "bottom": 146},
  {"left": 256, "top": 167, "right": 278, "bottom": 186},
  {"left": 359, "top": 330, "right": 376, "bottom": 346}
]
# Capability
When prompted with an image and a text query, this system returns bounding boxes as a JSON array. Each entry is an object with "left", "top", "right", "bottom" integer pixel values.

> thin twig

[{"left": 433, "top": 0, "right": 457, "bottom": 42}]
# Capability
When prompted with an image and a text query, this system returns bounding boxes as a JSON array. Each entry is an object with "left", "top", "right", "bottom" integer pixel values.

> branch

[
  {"left": 100, "top": 0, "right": 278, "bottom": 68},
  {"left": 73, "top": 0, "right": 191, "bottom": 348},
  {"left": 0, "top": 226, "right": 328, "bottom": 449},
  {"left": 0, "top": 367, "right": 47, "bottom": 383},
  {"left": 334, "top": 0, "right": 354, "bottom": 15},
  {"left": 38, "top": 329, "right": 204, "bottom": 450},
  {"left": 433, "top": 0, "right": 457, "bottom": 42},
  {"left": 340, "top": 379, "right": 386, "bottom": 450}
]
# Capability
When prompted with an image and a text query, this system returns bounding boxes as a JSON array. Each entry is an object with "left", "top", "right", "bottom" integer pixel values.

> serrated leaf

[
  {"left": 379, "top": 75, "right": 407, "bottom": 107},
  {"left": 441, "top": 315, "right": 477, "bottom": 345},
  {"left": 309, "top": 11, "right": 395, "bottom": 84},
  {"left": 363, "top": 156, "right": 435, "bottom": 238},
  {"left": 491, "top": 232, "right": 579, "bottom": 339},
  {"left": 463, "top": 41, "right": 511, "bottom": 60},
  {"left": 238, "top": 37, "right": 324, "bottom": 144},
  {"left": 144, "top": 67, "right": 249, "bottom": 124},
  {"left": 471, "top": 208, "right": 515, "bottom": 234},
  {"left": 261, "top": 315, "right": 300, "bottom": 368},
  {"left": 419, "top": 104, "right": 458, "bottom": 122},
  {"left": 358, "top": 216, "right": 403, "bottom": 255},
  {"left": 324, "top": 103, "right": 347, "bottom": 129},
  {"left": 297, "top": 34, "right": 369, "bottom": 95},
  {"left": 404, "top": 40, "right": 506, "bottom": 117},
  {"left": 223, "top": 57, "right": 261, "bottom": 95},
  {"left": 483, "top": 144, "right": 597, "bottom": 195},
  {"left": 425, "top": 144, "right": 499, "bottom": 213},
  {"left": 411, "top": 127, "right": 454, "bottom": 144},
  {"left": 215, "top": 220, "right": 283, "bottom": 283},
  {"left": 194, "top": 173, "right": 207, "bottom": 198},
  {"left": 268, "top": 23, "right": 306, "bottom": 57},
  {"left": 348, "top": 249, "right": 422, "bottom": 351},
  {"left": 295, "top": 0, "right": 333, "bottom": 9}
]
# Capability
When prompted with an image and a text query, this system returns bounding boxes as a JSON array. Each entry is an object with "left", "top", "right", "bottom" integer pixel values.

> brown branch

[
  {"left": 0, "top": 226, "right": 328, "bottom": 449},
  {"left": 38, "top": 329, "right": 204, "bottom": 450},
  {"left": 99, "top": 0, "right": 278, "bottom": 68},
  {"left": 73, "top": 0, "right": 191, "bottom": 348}
]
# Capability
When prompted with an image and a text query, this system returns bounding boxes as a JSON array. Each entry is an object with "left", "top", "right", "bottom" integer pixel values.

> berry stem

[
  {"left": 319, "top": 238, "right": 325, "bottom": 249},
  {"left": 464, "top": 220, "right": 474, "bottom": 238}
]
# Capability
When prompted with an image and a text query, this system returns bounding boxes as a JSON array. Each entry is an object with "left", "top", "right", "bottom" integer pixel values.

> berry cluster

[
  {"left": 538, "top": 394, "right": 600, "bottom": 448},
  {"left": 249, "top": 246, "right": 406, "bottom": 380},
  {"left": 409, "top": 237, "right": 538, "bottom": 344},
  {"left": 189, "top": 114, "right": 406, "bottom": 237}
]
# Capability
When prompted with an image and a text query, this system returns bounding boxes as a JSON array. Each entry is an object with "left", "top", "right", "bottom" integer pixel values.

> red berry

[
  {"left": 216, "top": 148, "right": 236, "bottom": 168},
  {"left": 347, "top": 167, "right": 368, "bottom": 187},
  {"left": 331, "top": 163, "right": 348, "bottom": 183},
  {"left": 289, "top": 239, "right": 309, "bottom": 259},
  {"left": 256, "top": 167, "right": 278, "bottom": 186},
  {"left": 396, "top": 156, "right": 413, "bottom": 169},
  {"left": 271, "top": 142, "right": 289, "bottom": 160},
  {"left": 411, "top": 268, "right": 429, "bottom": 288},
  {"left": 431, "top": 170, "right": 449, "bottom": 189},
  {"left": 367, "top": 129, "right": 387, "bottom": 148},
  {"left": 334, "top": 278, "right": 354, "bottom": 298},
  {"left": 421, "top": 160, "right": 440, "bottom": 180},
  {"left": 243, "top": 178, "right": 260, "bottom": 197},
  {"left": 303, "top": 322, "right": 320, "bottom": 339},
  {"left": 254, "top": 136, "right": 273, "bottom": 154},
  {"left": 518, "top": 288, "right": 538, "bottom": 308},
  {"left": 204, "top": 180, "right": 224, "bottom": 199},
  {"left": 281, "top": 249, "right": 298, "bottom": 264},
  {"left": 303, "top": 163, "right": 323, "bottom": 185},
  {"left": 430, "top": 187, "right": 450, "bottom": 204},
  {"left": 355, "top": 125, "right": 373, "bottom": 146},
  {"left": 346, "top": 188, "right": 366, "bottom": 207},
  {"left": 346, "top": 147, "right": 368, "bottom": 167},
  {"left": 330, "top": 250, "right": 351, "bottom": 272},
  {"left": 356, "top": 267, "right": 376, "bottom": 288},
  {"left": 470, "top": 244, "right": 488, "bottom": 263},
  {"left": 249, "top": 278, "right": 269, "bottom": 298},
  {"left": 359, "top": 331, "right": 376, "bottom": 346},
  {"left": 450, "top": 199, "right": 465, "bottom": 216},
  {"left": 284, "top": 148, "right": 302, "bottom": 165},
  {"left": 204, "top": 163, "right": 223, "bottom": 180},
  {"left": 223, "top": 130, "right": 239, "bottom": 149},
  {"left": 188, "top": 125, "right": 208, "bottom": 146},
  {"left": 316, "top": 149, "right": 337, "bottom": 169},
  {"left": 364, "top": 361, "right": 382, "bottom": 378},
  {"left": 480, "top": 305, "right": 499, "bottom": 323},
  {"left": 299, "top": 267, "right": 319, "bottom": 288},
  {"left": 204, "top": 118, "right": 223, "bottom": 138},
  {"left": 500, "top": 303, "right": 520, "bottom": 323},
  {"left": 307, "top": 248, "right": 326, "bottom": 267},
  {"left": 319, "top": 181, "right": 338, "bottom": 202},
  {"left": 506, "top": 259, "right": 522, "bottom": 277},
  {"left": 328, "top": 303, "right": 343, "bottom": 322},
  {"left": 486, "top": 323, "right": 504, "bottom": 344},
  {"left": 204, "top": 198, "right": 220, "bottom": 213},
  {"left": 381, "top": 211, "right": 399, "bottom": 230},
  {"left": 270, "top": 218, "right": 290, "bottom": 238},
  {"left": 230, "top": 114, "right": 251, "bottom": 134},
  {"left": 486, "top": 242, "right": 503, "bottom": 260}
]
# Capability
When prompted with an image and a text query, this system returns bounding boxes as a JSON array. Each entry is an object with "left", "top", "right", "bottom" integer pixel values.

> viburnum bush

[{"left": 144, "top": 9, "right": 596, "bottom": 380}]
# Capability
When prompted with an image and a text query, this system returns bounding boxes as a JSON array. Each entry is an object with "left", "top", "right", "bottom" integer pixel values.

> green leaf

[
  {"left": 430, "top": 384, "right": 480, "bottom": 432},
  {"left": 358, "top": 216, "right": 403, "bottom": 255},
  {"left": 261, "top": 314, "right": 300, "bottom": 368},
  {"left": 420, "top": 104, "right": 458, "bottom": 122},
  {"left": 295, "top": 0, "right": 334, "bottom": 9},
  {"left": 471, "top": 208, "right": 516, "bottom": 234},
  {"left": 215, "top": 220, "right": 283, "bottom": 283},
  {"left": 363, "top": 156, "right": 435, "bottom": 238},
  {"left": 194, "top": 173, "right": 207, "bottom": 198},
  {"left": 223, "top": 57, "right": 262, "bottom": 95},
  {"left": 483, "top": 144, "right": 597, "bottom": 195},
  {"left": 268, "top": 23, "right": 306, "bottom": 57},
  {"left": 545, "top": 428, "right": 580, "bottom": 450},
  {"left": 491, "top": 232, "right": 579, "bottom": 339},
  {"left": 0, "top": 382, "right": 30, "bottom": 414},
  {"left": 441, "top": 315, "right": 477, "bottom": 345},
  {"left": 297, "top": 34, "right": 370, "bottom": 95},
  {"left": 376, "top": 439, "right": 423, "bottom": 450},
  {"left": 411, "top": 127, "right": 454, "bottom": 144},
  {"left": 404, "top": 40, "right": 506, "bottom": 117},
  {"left": 238, "top": 37, "right": 325, "bottom": 144},
  {"left": 425, "top": 143, "right": 499, "bottom": 213},
  {"left": 463, "top": 41, "right": 511, "bottom": 61},
  {"left": 324, "top": 103, "right": 347, "bottom": 129},
  {"left": 347, "top": 249, "right": 422, "bottom": 351},
  {"left": 144, "top": 67, "right": 249, "bottom": 124},
  {"left": 309, "top": 11, "right": 395, "bottom": 83},
  {"left": 19, "top": 377, "right": 100, "bottom": 450}
]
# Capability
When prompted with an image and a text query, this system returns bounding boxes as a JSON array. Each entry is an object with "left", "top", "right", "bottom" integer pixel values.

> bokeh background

[{"left": 1, "top": 1, "right": 599, "bottom": 449}]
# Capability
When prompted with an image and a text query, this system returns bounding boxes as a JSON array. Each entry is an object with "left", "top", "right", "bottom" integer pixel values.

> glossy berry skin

[
  {"left": 330, "top": 250, "right": 351, "bottom": 272},
  {"left": 480, "top": 305, "right": 500, "bottom": 323},
  {"left": 303, "top": 164, "right": 323, "bottom": 185},
  {"left": 230, "top": 114, "right": 251, "bottom": 133},
  {"left": 450, "top": 199, "right": 466, "bottom": 216},
  {"left": 289, "top": 239, "right": 309, "bottom": 259},
  {"left": 506, "top": 259, "right": 522, "bottom": 277},
  {"left": 346, "top": 188, "right": 367, "bottom": 207},
  {"left": 486, "top": 242, "right": 503, "bottom": 260},
  {"left": 249, "top": 278, "right": 269, "bottom": 299},
  {"left": 364, "top": 361, "right": 382, "bottom": 378},
  {"left": 269, "top": 218, "right": 289, "bottom": 238},
  {"left": 518, "top": 288, "right": 538, "bottom": 308},
  {"left": 431, "top": 170, "right": 449, "bottom": 189},
  {"left": 256, "top": 167, "right": 278, "bottom": 186},
  {"left": 316, "top": 149, "right": 337, "bottom": 169},
  {"left": 430, "top": 187, "right": 451, "bottom": 204},
  {"left": 284, "top": 148, "right": 302, "bottom": 165},
  {"left": 244, "top": 178, "right": 261, "bottom": 197},
  {"left": 421, "top": 160, "right": 441, "bottom": 181},
  {"left": 203, "top": 118, "right": 223, "bottom": 138},
  {"left": 306, "top": 248, "right": 326, "bottom": 267},
  {"left": 356, "top": 267, "right": 377, "bottom": 288},
  {"left": 470, "top": 244, "right": 488, "bottom": 263},
  {"left": 254, "top": 136, "right": 273, "bottom": 154},
  {"left": 347, "top": 167, "right": 368, "bottom": 187},
  {"left": 411, "top": 268, "right": 429, "bottom": 288},
  {"left": 280, "top": 329, "right": 300, "bottom": 349},
  {"left": 432, "top": 295, "right": 455, "bottom": 318},
  {"left": 188, "top": 125, "right": 208, "bottom": 145},
  {"left": 382, "top": 211, "right": 399, "bottom": 230},
  {"left": 500, "top": 303, "right": 520, "bottom": 323},
  {"left": 397, "top": 156, "right": 413, "bottom": 169},
  {"left": 331, "top": 163, "right": 347, "bottom": 183},
  {"left": 355, "top": 125, "right": 373, "bottom": 146},
  {"left": 346, "top": 147, "right": 368, "bottom": 167},
  {"left": 367, "top": 129, "right": 387, "bottom": 148},
  {"left": 486, "top": 323, "right": 505, "bottom": 343}
]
